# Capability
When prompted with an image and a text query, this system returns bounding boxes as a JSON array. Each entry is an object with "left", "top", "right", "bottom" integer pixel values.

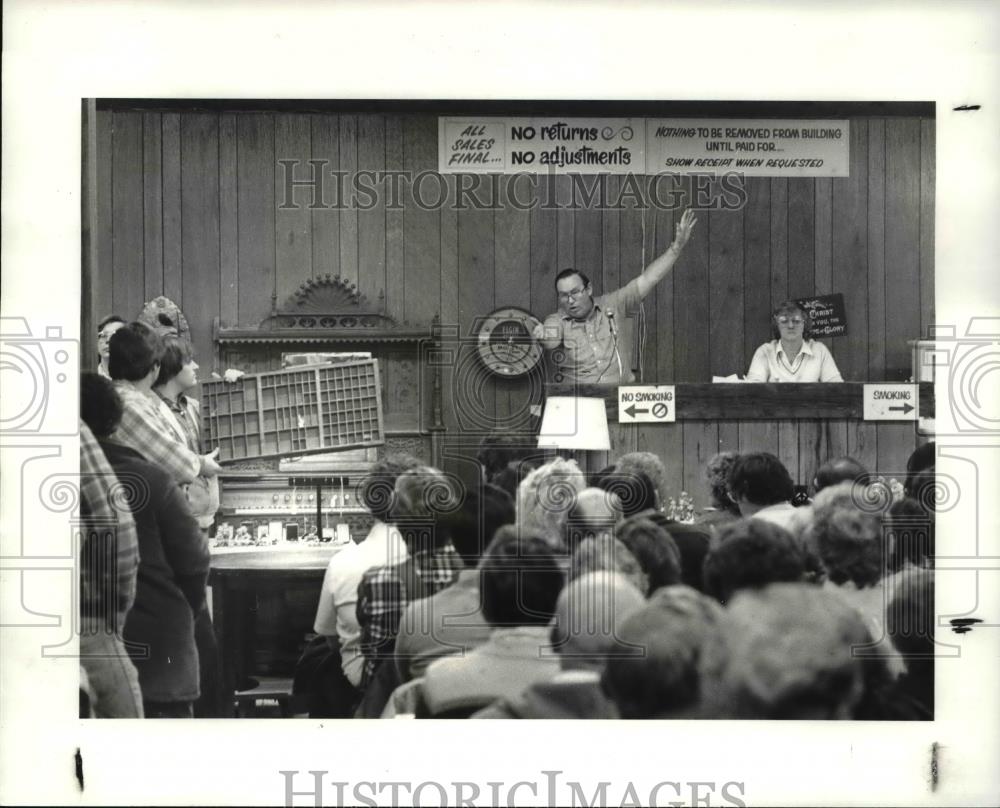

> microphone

[{"left": 602, "top": 310, "right": 624, "bottom": 382}]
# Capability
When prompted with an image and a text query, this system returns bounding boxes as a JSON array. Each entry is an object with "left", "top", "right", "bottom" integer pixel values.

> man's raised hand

[{"left": 672, "top": 208, "right": 698, "bottom": 251}]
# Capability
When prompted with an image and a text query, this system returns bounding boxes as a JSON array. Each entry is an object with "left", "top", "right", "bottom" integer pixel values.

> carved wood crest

[
  {"left": 285, "top": 275, "right": 371, "bottom": 312},
  {"left": 265, "top": 274, "right": 399, "bottom": 331},
  {"left": 215, "top": 274, "right": 435, "bottom": 346}
]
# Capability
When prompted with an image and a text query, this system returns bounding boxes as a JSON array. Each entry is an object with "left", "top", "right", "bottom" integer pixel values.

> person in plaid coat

[{"left": 356, "top": 467, "right": 463, "bottom": 703}]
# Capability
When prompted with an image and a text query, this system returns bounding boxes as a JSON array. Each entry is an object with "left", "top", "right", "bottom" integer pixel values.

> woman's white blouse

[{"left": 745, "top": 339, "right": 843, "bottom": 383}]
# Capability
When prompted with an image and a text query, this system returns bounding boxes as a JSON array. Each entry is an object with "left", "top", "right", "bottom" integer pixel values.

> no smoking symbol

[{"left": 652, "top": 402, "right": 668, "bottom": 419}]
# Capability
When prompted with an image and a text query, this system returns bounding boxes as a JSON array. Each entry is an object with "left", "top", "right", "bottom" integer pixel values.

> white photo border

[{"left": 2, "top": 1, "right": 998, "bottom": 805}]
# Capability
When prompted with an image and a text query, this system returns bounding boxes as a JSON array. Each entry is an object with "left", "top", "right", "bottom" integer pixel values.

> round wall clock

[{"left": 476, "top": 307, "right": 544, "bottom": 377}]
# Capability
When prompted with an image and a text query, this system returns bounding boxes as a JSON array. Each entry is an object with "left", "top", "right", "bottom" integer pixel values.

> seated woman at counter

[{"left": 745, "top": 300, "right": 843, "bottom": 383}]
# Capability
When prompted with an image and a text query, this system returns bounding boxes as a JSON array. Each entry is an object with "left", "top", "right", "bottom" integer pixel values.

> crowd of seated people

[
  {"left": 303, "top": 433, "right": 938, "bottom": 721},
  {"left": 79, "top": 321, "right": 937, "bottom": 720}
]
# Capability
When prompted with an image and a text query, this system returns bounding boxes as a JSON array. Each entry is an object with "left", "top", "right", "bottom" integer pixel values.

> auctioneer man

[{"left": 533, "top": 209, "right": 697, "bottom": 384}]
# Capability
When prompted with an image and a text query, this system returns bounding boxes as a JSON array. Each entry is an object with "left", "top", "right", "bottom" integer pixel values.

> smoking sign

[{"left": 618, "top": 385, "right": 676, "bottom": 423}]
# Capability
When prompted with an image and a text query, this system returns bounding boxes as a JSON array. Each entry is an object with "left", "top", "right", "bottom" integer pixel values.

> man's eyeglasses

[
  {"left": 558, "top": 287, "right": 587, "bottom": 302},
  {"left": 776, "top": 316, "right": 804, "bottom": 326}
]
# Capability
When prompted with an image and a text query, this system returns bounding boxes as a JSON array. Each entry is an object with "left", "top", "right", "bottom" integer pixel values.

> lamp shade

[{"left": 537, "top": 396, "right": 611, "bottom": 451}]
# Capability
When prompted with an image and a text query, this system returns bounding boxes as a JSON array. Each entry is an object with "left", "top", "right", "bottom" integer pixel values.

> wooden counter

[
  {"left": 543, "top": 382, "right": 933, "bottom": 502},
  {"left": 545, "top": 382, "right": 934, "bottom": 420},
  {"left": 208, "top": 544, "right": 343, "bottom": 715}
]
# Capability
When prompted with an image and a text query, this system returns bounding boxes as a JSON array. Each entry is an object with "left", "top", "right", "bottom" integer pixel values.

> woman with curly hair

[
  {"left": 695, "top": 451, "right": 742, "bottom": 531},
  {"left": 516, "top": 456, "right": 588, "bottom": 550}
]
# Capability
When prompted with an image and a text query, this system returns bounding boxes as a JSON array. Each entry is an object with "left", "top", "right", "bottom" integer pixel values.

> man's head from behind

[
  {"left": 813, "top": 456, "right": 868, "bottom": 494},
  {"left": 615, "top": 514, "right": 682, "bottom": 594},
  {"left": 550, "top": 571, "right": 646, "bottom": 672},
  {"left": 804, "top": 481, "right": 885, "bottom": 588},
  {"left": 614, "top": 452, "right": 667, "bottom": 510},
  {"left": 570, "top": 534, "right": 649, "bottom": 596},
  {"left": 358, "top": 452, "right": 424, "bottom": 524},
  {"left": 704, "top": 451, "right": 741, "bottom": 513},
  {"left": 601, "top": 585, "right": 725, "bottom": 719},
  {"left": 80, "top": 372, "right": 124, "bottom": 439},
  {"left": 388, "top": 466, "right": 461, "bottom": 553},
  {"left": 489, "top": 460, "right": 538, "bottom": 502},
  {"left": 476, "top": 432, "right": 539, "bottom": 485},
  {"left": 444, "top": 484, "right": 516, "bottom": 568},
  {"left": 480, "top": 526, "right": 565, "bottom": 628},
  {"left": 699, "top": 583, "right": 871, "bottom": 719},
  {"left": 702, "top": 519, "right": 811, "bottom": 604},
  {"left": 108, "top": 321, "right": 163, "bottom": 383},
  {"left": 555, "top": 268, "right": 594, "bottom": 320},
  {"left": 595, "top": 468, "right": 658, "bottom": 519},
  {"left": 564, "top": 487, "right": 623, "bottom": 552},
  {"left": 727, "top": 452, "right": 794, "bottom": 513}
]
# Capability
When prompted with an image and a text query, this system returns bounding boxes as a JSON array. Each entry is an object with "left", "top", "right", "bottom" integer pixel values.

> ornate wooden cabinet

[
  {"left": 212, "top": 275, "right": 444, "bottom": 472},
  {"left": 205, "top": 277, "right": 446, "bottom": 709}
]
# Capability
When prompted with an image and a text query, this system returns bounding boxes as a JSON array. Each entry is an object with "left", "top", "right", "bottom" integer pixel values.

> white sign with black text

[
  {"left": 863, "top": 384, "right": 919, "bottom": 421},
  {"left": 438, "top": 117, "right": 850, "bottom": 177},
  {"left": 646, "top": 119, "right": 850, "bottom": 177},
  {"left": 618, "top": 385, "right": 676, "bottom": 423}
]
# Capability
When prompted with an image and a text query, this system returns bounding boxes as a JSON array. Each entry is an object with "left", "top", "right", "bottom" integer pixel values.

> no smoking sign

[{"left": 618, "top": 385, "right": 676, "bottom": 423}]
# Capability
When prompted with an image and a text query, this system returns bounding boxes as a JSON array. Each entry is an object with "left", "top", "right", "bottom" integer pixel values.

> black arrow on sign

[
  {"left": 889, "top": 403, "right": 915, "bottom": 414},
  {"left": 624, "top": 404, "right": 648, "bottom": 418}
]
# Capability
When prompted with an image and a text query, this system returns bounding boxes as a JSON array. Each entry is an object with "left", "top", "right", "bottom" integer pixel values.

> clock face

[{"left": 477, "top": 307, "right": 544, "bottom": 377}]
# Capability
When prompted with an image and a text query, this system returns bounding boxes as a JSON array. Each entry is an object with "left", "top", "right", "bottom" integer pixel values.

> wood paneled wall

[{"left": 88, "top": 105, "right": 934, "bottom": 500}]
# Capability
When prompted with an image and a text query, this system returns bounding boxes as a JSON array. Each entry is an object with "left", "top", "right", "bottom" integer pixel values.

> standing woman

[
  {"left": 745, "top": 300, "right": 843, "bottom": 383},
  {"left": 153, "top": 336, "right": 224, "bottom": 717}
]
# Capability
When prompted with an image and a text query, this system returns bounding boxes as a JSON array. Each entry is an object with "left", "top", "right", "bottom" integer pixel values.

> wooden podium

[{"left": 544, "top": 382, "right": 934, "bottom": 506}]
